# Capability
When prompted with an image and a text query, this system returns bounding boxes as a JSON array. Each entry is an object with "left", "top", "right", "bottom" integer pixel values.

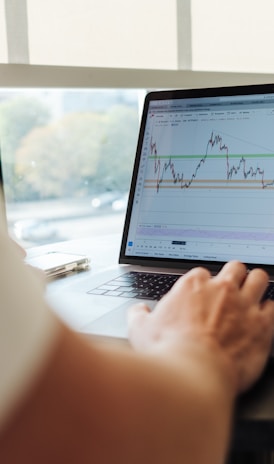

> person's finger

[
  {"left": 215, "top": 260, "right": 247, "bottom": 286},
  {"left": 260, "top": 300, "right": 274, "bottom": 333},
  {"left": 127, "top": 302, "right": 151, "bottom": 330},
  {"left": 172, "top": 267, "right": 211, "bottom": 293},
  {"left": 127, "top": 303, "right": 151, "bottom": 348},
  {"left": 242, "top": 268, "right": 270, "bottom": 303},
  {"left": 184, "top": 267, "right": 211, "bottom": 280},
  {"left": 261, "top": 301, "right": 274, "bottom": 344}
]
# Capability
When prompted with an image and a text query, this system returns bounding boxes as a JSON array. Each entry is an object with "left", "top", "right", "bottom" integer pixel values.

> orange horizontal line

[
  {"left": 144, "top": 179, "right": 273, "bottom": 184},
  {"left": 144, "top": 185, "right": 274, "bottom": 190}
]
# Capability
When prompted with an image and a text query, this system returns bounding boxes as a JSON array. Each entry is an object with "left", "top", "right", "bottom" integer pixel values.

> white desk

[
  {"left": 27, "top": 234, "right": 121, "bottom": 273},
  {"left": 27, "top": 234, "right": 122, "bottom": 329}
]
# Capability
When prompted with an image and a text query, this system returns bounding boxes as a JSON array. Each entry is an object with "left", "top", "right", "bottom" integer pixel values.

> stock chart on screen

[{"left": 125, "top": 92, "right": 274, "bottom": 265}]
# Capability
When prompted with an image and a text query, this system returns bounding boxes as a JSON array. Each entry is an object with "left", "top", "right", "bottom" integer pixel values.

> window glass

[
  {"left": 191, "top": 0, "right": 274, "bottom": 73},
  {"left": 0, "top": 88, "right": 141, "bottom": 247},
  {"left": 0, "top": 0, "right": 7, "bottom": 63},
  {"left": 27, "top": 0, "right": 178, "bottom": 69}
]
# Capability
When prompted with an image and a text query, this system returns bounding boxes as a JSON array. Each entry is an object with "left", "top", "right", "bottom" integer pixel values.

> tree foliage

[
  {"left": 0, "top": 97, "right": 139, "bottom": 201},
  {"left": 0, "top": 97, "right": 50, "bottom": 201}
]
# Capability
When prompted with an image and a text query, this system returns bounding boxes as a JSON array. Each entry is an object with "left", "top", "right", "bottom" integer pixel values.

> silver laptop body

[{"left": 47, "top": 84, "right": 274, "bottom": 339}]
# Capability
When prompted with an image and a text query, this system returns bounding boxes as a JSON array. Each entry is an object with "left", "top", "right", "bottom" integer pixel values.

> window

[
  {"left": 191, "top": 0, "right": 274, "bottom": 73},
  {"left": 1, "top": 0, "right": 274, "bottom": 248},
  {"left": 1, "top": 88, "right": 142, "bottom": 246},
  {"left": 5, "top": 0, "right": 179, "bottom": 69},
  {"left": 28, "top": 0, "right": 177, "bottom": 69}
]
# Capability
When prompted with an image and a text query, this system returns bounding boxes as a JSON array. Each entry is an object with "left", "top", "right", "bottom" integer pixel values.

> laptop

[{"left": 47, "top": 83, "right": 274, "bottom": 339}]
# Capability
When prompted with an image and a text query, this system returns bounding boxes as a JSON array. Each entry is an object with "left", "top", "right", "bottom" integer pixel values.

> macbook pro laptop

[{"left": 47, "top": 83, "right": 274, "bottom": 339}]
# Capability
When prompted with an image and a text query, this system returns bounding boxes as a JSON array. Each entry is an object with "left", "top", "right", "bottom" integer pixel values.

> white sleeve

[{"left": 0, "top": 228, "right": 59, "bottom": 431}]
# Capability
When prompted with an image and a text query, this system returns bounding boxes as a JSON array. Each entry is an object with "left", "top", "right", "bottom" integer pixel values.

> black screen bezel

[{"left": 119, "top": 83, "right": 274, "bottom": 275}]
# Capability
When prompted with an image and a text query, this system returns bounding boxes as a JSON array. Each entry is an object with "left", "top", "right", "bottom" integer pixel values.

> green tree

[
  {"left": 97, "top": 105, "right": 139, "bottom": 192},
  {"left": 0, "top": 97, "right": 50, "bottom": 201},
  {"left": 16, "top": 112, "right": 104, "bottom": 200},
  {"left": 15, "top": 105, "right": 139, "bottom": 201}
]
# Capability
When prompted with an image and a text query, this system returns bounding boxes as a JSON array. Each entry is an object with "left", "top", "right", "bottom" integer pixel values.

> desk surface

[{"left": 28, "top": 234, "right": 274, "bottom": 453}]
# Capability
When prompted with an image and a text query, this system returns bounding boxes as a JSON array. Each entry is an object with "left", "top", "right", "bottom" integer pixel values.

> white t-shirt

[{"left": 0, "top": 227, "right": 59, "bottom": 430}]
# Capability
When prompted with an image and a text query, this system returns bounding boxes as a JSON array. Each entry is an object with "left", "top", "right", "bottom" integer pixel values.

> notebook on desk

[{"left": 47, "top": 83, "right": 274, "bottom": 339}]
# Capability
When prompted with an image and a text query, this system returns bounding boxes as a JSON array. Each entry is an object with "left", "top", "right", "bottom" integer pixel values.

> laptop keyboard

[
  {"left": 263, "top": 281, "right": 274, "bottom": 301},
  {"left": 87, "top": 272, "right": 274, "bottom": 302},
  {"left": 87, "top": 271, "right": 182, "bottom": 300}
]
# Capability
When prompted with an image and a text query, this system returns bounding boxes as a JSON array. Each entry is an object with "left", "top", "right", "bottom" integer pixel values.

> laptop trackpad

[{"left": 82, "top": 299, "right": 156, "bottom": 339}]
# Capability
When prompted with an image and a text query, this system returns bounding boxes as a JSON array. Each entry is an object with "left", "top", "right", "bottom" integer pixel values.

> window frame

[{"left": 0, "top": 63, "right": 273, "bottom": 90}]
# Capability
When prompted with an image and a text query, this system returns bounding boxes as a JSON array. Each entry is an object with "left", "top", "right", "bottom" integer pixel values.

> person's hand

[{"left": 128, "top": 261, "right": 274, "bottom": 394}]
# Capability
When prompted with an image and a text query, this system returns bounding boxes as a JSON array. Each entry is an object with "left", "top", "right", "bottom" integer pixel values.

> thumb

[{"left": 127, "top": 303, "right": 151, "bottom": 348}]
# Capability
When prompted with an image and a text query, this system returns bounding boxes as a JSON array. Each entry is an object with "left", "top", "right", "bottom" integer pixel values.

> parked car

[
  {"left": 112, "top": 193, "right": 129, "bottom": 212},
  {"left": 91, "top": 191, "right": 122, "bottom": 210},
  {"left": 13, "top": 219, "right": 59, "bottom": 244}
]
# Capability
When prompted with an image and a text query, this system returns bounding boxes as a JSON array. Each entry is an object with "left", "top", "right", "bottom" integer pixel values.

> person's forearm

[{"left": 0, "top": 319, "right": 236, "bottom": 464}]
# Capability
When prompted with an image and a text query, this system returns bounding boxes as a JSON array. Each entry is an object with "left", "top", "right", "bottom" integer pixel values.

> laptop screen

[{"left": 120, "top": 85, "right": 274, "bottom": 270}]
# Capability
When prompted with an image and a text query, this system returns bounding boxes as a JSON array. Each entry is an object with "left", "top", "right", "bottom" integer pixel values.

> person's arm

[
  {"left": 0, "top": 319, "right": 236, "bottom": 464},
  {"left": 0, "top": 228, "right": 273, "bottom": 464}
]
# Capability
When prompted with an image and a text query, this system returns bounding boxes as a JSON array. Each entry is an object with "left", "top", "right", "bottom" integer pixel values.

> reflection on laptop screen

[{"left": 125, "top": 90, "right": 274, "bottom": 266}]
